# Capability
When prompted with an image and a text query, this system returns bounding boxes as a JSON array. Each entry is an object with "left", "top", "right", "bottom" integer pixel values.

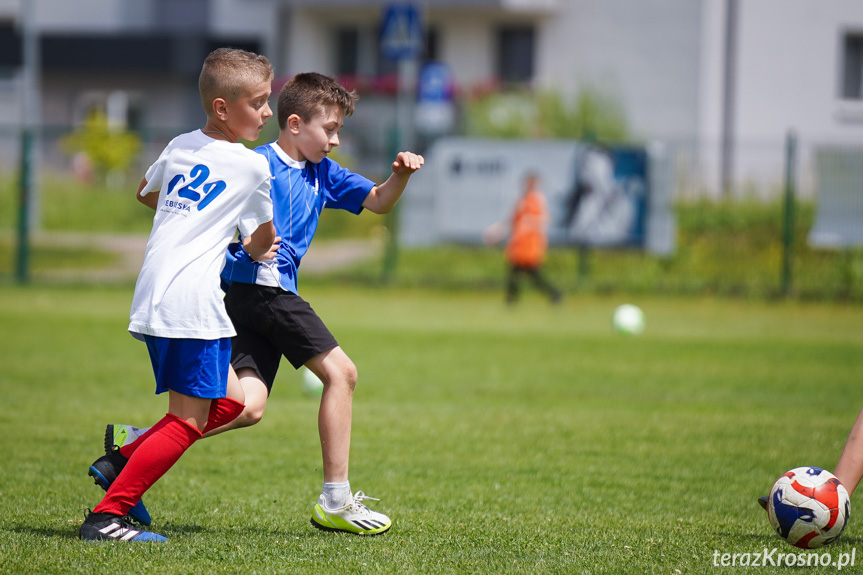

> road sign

[
  {"left": 416, "top": 61, "right": 455, "bottom": 134},
  {"left": 380, "top": 3, "right": 422, "bottom": 61}
]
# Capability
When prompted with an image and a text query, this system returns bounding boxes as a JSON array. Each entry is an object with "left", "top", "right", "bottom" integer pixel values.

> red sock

[
  {"left": 203, "top": 397, "right": 245, "bottom": 434},
  {"left": 94, "top": 414, "right": 201, "bottom": 517},
  {"left": 118, "top": 427, "right": 154, "bottom": 460},
  {"left": 118, "top": 398, "right": 244, "bottom": 459}
]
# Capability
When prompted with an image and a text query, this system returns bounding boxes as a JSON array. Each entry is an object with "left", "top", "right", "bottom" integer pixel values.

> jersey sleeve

[
  {"left": 319, "top": 158, "right": 374, "bottom": 214},
  {"left": 140, "top": 153, "right": 167, "bottom": 197},
  {"left": 237, "top": 159, "right": 274, "bottom": 238}
]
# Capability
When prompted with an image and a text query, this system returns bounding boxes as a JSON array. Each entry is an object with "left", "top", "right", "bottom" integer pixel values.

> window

[
  {"left": 425, "top": 27, "right": 439, "bottom": 62},
  {"left": 0, "top": 22, "right": 22, "bottom": 69},
  {"left": 336, "top": 27, "right": 360, "bottom": 76},
  {"left": 497, "top": 25, "right": 535, "bottom": 84},
  {"left": 841, "top": 32, "right": 863, "bottom": 100},
  {"left": 333, "top": 24, "right": 438, "bottom": 92}
]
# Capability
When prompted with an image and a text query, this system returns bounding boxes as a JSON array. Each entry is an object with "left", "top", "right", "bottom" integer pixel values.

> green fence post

[
  {"left": 781, "top": 131, "right": 797, "bottom": 297},
  {"left": 15, "top": 128, "right": 32, "bottom": 284},
  {"left": 382, "top": 204, "right": 400, "bottom": 283},
  {"left": 578, "top": 244, "right": 591, "bottom": 283}
]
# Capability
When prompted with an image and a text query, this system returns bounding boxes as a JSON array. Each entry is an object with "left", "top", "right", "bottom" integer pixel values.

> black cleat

[
  {"left": 88, "top": 451, "right": 152, "bottom": 525},
  {"left": 79, "top": 510, "right": 166, "bottom": 542}
]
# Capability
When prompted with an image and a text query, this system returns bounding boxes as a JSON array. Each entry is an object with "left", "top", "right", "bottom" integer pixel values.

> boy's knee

[
  {"left": 344, "top": 363, "right": 358, "bottom": 390},
  {"left": 237, "top": 396, "right": 267, "bottom": 427},
  {"left": 324, "top": 359, "right": 358, "bottom": 391}
]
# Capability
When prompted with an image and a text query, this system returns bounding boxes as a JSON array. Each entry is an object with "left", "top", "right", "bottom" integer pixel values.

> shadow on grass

[
  {"left": 9, "top": 525, "right": 81, "bottom": 540},
  {"left": 9, "top": 503, "right": 338, "bottom": 536},
  {"left": 717, "top": 530, "right": 863, "bottom": 547},
  {"left": 8, "top": 522, "right": 305, "bottom": 543},
  {"left": 163, "top": 522, "right": 312, "bottom": 540}
]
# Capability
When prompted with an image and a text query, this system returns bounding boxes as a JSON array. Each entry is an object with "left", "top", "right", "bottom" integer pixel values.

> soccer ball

[
  {"left": 301, "top": 367, "right": 324, "bottom": 397},
  {"left": 612, "top": 304, "right": 645, "bottom": 335},
  {"left": 767, "top": 466, "right": 850, "bottom": 549}
]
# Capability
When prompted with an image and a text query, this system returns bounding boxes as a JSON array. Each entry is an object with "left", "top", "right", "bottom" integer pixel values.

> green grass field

[{"left": 1, "top": 284, "right": 862, "bottom": 574}]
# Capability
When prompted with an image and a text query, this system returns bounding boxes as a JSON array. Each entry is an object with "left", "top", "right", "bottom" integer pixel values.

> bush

[
  {"left": 60, "top": 111, "right": 141, "bottom": 184},
  {"left": 309, "top": 199, "right": 863, "bottom": 303},
  {"left": 465, "top": 86, "right": 630, "bottom": 143}
]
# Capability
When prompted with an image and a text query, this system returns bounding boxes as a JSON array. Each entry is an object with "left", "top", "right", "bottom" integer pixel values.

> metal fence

[{"left": 1, "top": 125, "right": 861, "bottom": 301}]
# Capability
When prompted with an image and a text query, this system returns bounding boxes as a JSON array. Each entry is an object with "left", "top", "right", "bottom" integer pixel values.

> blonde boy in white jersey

[{"left": 79, "top": 47, "right": 276, "bottom": 542}]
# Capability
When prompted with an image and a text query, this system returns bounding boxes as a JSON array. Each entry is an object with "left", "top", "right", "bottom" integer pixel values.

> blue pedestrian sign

[
  {"left": 418, "top": 62, "right": 453, "bottom": 103},
  {"left": 380, "top": 3, "right": 422, "bottom": 61},
  {"left": 416, "top": 61, "right": 455, "bottom": 134}
]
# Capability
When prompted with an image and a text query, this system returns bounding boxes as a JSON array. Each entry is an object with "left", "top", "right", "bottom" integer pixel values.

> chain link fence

[{"left": 1, "top": 126, "right": 861, "bottom": 301}]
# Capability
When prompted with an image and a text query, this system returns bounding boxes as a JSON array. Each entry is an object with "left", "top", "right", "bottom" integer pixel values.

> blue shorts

[{"left": 143, "top": 335, "right": 231, "bottom": 399}]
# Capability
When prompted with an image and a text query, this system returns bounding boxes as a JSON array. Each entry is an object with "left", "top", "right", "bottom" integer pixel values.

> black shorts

[{"left": 224, "top": 282, "right": 338, "bottom": 393}]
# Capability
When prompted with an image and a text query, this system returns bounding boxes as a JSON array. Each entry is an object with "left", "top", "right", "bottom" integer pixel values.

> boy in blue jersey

[{"left": 102, "top": 72, "right": 423, "bottom": 536}]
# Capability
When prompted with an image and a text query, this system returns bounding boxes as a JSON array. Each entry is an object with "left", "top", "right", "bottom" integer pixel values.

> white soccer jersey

[{"left": 129, "top": 130, "right": 273, "bottom": 340}]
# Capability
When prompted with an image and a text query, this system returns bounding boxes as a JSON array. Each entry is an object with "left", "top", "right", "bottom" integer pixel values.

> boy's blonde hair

[
  {"left": 277, "top": 72, "right": 358, "bottom": 129},
  {"left": 199, "top": 48, "right": 274, "bottom": 115}
]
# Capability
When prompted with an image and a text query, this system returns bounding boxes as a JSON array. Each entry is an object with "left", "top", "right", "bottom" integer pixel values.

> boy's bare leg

[
  {"left": 305, "top": 346, "right": 391, "bottom": 535},
  {"left": 307, "top": 346, "right": 356, "bottom": 483},
  {"left": 833, "top": 408, "right": 863, "bottom": 497},
  {"left": 202, "top": 367, "right": 268, "bottom": 437},
  {"left": 167, "top": 392, "right": 213, "bottom": 433},
  {"left": 170, "top": 364, "right": 245, "bottom": 432},
  {"left": 201, "top": 351, "right": 356, "bottom": 481}
]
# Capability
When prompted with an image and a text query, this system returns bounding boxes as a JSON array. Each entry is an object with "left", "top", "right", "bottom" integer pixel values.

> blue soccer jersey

[{"left": 221, "top": 142, "right": 373, "bottom": 294}]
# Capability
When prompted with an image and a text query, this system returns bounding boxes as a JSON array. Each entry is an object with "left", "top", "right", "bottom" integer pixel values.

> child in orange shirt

[{"left": 503, "top": 172, "right": 562, "bottom": 305}]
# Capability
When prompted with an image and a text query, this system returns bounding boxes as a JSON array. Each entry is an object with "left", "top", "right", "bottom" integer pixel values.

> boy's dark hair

[
  {"left": 277, "top": 72, "right": 358, "bottom": 129},
  {"left": 199, "top": 47, "right": 273, "bottom": 115}
]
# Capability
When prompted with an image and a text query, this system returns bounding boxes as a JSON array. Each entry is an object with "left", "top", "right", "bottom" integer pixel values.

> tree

[{"left": 60, "top": 110, "right": 141, "bottom": 184}]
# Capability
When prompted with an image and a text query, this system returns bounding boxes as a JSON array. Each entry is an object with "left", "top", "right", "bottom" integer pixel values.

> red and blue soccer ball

[{"left": 767, "top": 466, "right": 850, "bottom": 549}]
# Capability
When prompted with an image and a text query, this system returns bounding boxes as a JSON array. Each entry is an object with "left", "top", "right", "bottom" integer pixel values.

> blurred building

[{"left": 0, "top": 0, "right": 862, "bottom": 195}]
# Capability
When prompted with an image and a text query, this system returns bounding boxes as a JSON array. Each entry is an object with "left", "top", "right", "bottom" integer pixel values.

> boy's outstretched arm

[
  {"left": 243, "top": 221, "right": 278, "bottom": 261},
  {"left": 362, "top": 151, "right": 424, "bottom": 214}
]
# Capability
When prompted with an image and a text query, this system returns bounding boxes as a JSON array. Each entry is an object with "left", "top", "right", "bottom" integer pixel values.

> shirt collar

[{"left": 269, "top": 142, "right": 306, "bottom": 170}]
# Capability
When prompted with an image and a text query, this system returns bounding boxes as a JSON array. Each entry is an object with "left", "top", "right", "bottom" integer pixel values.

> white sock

[{"left": 322, "top": 481, "right": 351, "bottom": 509}]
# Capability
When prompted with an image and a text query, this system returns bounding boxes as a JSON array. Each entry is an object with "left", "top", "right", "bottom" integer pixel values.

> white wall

[
  {"left": 210, "top": 0, "right": 277, "bottom": 47},
  {"left": 282, "top": 7, "right": 340, "bottom": 77},
  {"left": 32, "top": 0, "right": 127, "bottom": 31},
  {"left": 0, "top": 0, "right": 20, "bottom": 18},
  {"left": 438, "top": 13, "right": 495, "bottom": 89},
  {"left": 718, "top": 0, "right": 863, "bottom": 196},
  {"left": 537, "top": 0, "right": 703, "bottom": 142},
  {"left": 735, "top": 0, "right": 863, "bottom": 144}
]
